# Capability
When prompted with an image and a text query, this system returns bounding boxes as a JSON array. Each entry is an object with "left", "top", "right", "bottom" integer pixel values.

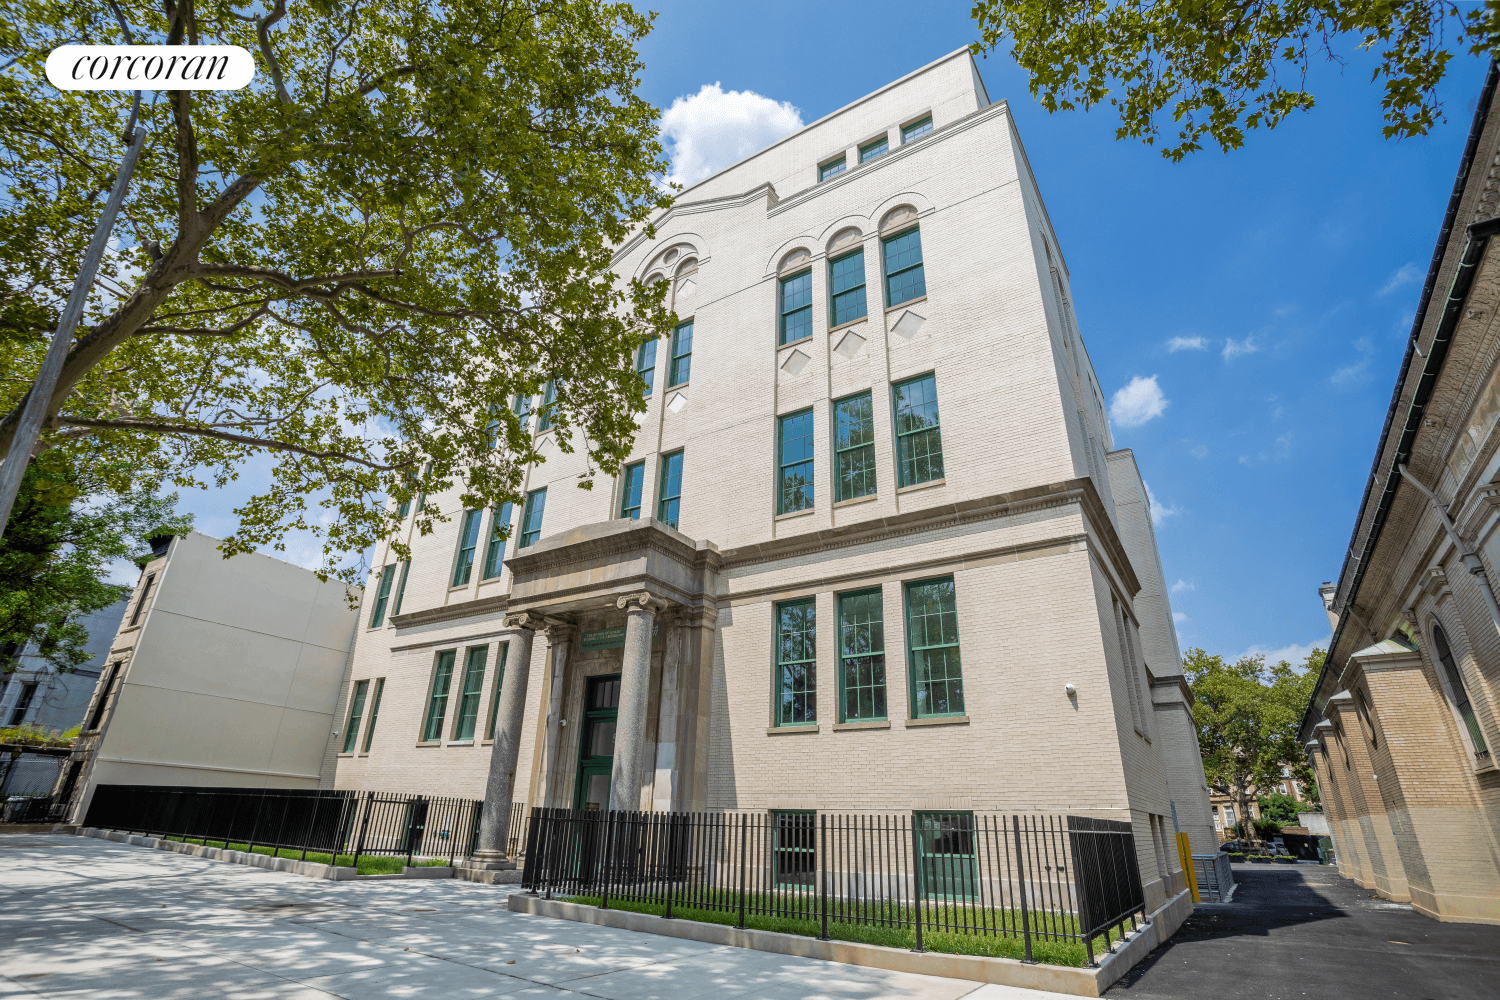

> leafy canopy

[
  {"left": 971, "top": 1, "right": 1500, "bottom": 160},
  {"left": 0, "top": 0, "right": 674, "bottom": 584}
]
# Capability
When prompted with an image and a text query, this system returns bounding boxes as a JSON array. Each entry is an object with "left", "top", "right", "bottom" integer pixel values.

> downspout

[{"left": 1397, "top": 464, "right": 1500, "bottom": 639}]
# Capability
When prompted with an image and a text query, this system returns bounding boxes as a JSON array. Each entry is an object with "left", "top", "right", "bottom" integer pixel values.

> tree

[
  {"left": 1, "top": 0, "right": 674, "bottom": 584},
  {"left": 1, "top": 449, "right": 189, "bottom": 675},
  {"left": 971, "top": 2, "right": 1500, "bottom": 161},
  {"left": 1257, "top": 791, "right": 1306, "bottom": 826},
  {"left": 1185, "top": 646, "right": 1320, "bottom": 840}
]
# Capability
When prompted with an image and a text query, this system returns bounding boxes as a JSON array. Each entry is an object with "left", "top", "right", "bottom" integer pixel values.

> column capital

[
  {"left": 542, "top": 617, "right": 575, "bottom": 643},
  {"left": 617, "top": 591, "right": 667, "bottom": 614},
  {"left": 501, "top": 611, "right": 542, "bottom": 632}
]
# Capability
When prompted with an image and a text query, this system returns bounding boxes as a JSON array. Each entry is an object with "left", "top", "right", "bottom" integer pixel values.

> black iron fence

[
  {"left": 84, "top": 785, "right": 498, "bottom": 869},
  {"left": 521, "top": 809, "right": 1147, "bottom": 965}
]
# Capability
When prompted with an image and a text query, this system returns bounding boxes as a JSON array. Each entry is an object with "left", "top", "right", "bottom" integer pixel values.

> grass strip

[{"left": 157, "top": 835, "right": 450, "bottom": 875}]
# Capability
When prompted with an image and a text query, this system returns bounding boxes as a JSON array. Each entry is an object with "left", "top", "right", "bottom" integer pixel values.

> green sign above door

[{"left": 580, "top": 624, "right": 660, "bottom": 651}]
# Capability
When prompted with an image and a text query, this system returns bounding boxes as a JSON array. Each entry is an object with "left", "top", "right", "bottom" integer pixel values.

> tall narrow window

[
  {"left": 369, "top": 564, "right": 396, "bottom": 627},
  {"left": 520, "top": 488, "right": 547, "bottom": 548},
  {"left": 390, "top": 560, "right": 411, "bottom": 617},
  {"left": 342, "top": 680, "right": 369, "bottom": 753},
  {"left": 129, "top": 573, "right": 156, "bottom": 627},
  {"left": 834, "top": 392, "right": 876, "bottom": 501},
  {"left": 906, "top": 577, "right": 964, "bottom": 718},
  {"left": 773, "top": 811, "right": 816, "bottom": 886},
  {"left": 536, "top": 380, "right": 557, "bottom": 432},
  {"left": 485, "top": 643, "right": 510, "bottom": 740},
  {"left": 86, "top": 664, "right": 119, "bottom": 731},
  {"left": 362, "top": 678, "right": 384, "bottom": 752},
  {"left": 483, "top": 403, "right": 502, "bottom": 450},
  {"left": 7, "top": 683, "right": 36, "bottom": 726},
  {"left": 453, "top": 646, "right": 488, "bottom": 741},
  {"left": 779, "top": 270, "right": 812, "bottom": 345},
  {"left": 416, "top": 460, "right": 432, "bottom": 512},
  {"left": 893, "top": 374, "right": 945, "bottom": 487},
  {"left": 513, "top": 391, "right": 533, "bottom": 432},
  {"left": 777, "top": 410, "right": 814, "bottom": 514},
  {"left": 482, "top": 503, "right": 513, "bottom": 579},
  {"left": 883, "top": 227, "right": 926, "bottom": 306},
  {"left": 829, "top": 248, "right": 867, "bottom": 327},
  {"left": 860, "top": 135, "right": 888, "bottom": 162},
  {"left": 397, "top": 488, "right": 412, "bottom": 519},
  {"left": 819, "top": 155, "right": 846, "bottom": 181},
  {"left": 620, "top": 462, "right": 645, "bottom": 519},
  {"left": 658, "top": 451, "right": 684, "bottom": 528},
  {"left": 776, "top": 598, "right": 817, "bottom": 726},
  {"left": 902, "top": 115, "right": 933, "bottom": 143},
  {"left": 839, "top": 589, "right": 886, "bottom": 721},
  {"left": 452, "top": 509, "right": 482, "bottom": 586},
  {"left": 669, "top": 321, "right": 693, "bottom": 387},
  {"left": 422, "top": 651, "right": 456, "bottom": 742},
  {"left": 637, "top": 340, "right": 658, "bottom": 397},
  {"left": 1433, "top": 623, "right": 1489, "bottom": 757}
]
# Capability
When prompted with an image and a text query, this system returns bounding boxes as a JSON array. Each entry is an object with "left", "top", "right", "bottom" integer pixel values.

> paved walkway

[
  {"left": 0, "top": 834, "right": 1067, "bottom": 1000},
  {"left": 1107, "top": 863, "right": 1500, "bottom": 999}
]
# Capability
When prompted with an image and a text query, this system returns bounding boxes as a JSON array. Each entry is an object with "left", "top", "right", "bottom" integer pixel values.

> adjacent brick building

[{"left": 334, "top": 49, "right": 1213, "bottom": 911}]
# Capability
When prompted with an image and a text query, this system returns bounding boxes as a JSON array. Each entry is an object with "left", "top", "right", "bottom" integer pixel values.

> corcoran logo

[{"left": 45, "top": 45, "right": 255, "bottom": 90}]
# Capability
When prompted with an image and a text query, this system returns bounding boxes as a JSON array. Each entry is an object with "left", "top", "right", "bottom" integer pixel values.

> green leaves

[
  {"left": 1, "top": 0, "right": 674, "bottom": 584},
  {"left": 971, "top": 1, "right": 1500, "bottom": 161}
]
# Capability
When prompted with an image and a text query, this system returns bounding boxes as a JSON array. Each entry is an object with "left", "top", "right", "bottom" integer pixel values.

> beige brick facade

[{"left": 333, "top": 49, "right": 1207, "bottom": 910}]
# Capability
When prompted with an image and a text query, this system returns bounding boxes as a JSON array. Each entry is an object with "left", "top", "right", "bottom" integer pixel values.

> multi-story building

[
  {"left": 334, "top": 48, "right": 1213, "bottom": 911},
  {"left": 1304, "top": 62, "right": 1500, "bottom": 924},
  {"left": 62, "top": 532, "right": 360, "bottom": 822},
  {"left": 0, "top": 598, "right": 127, "bottom": 733},
  {"left": 1207, "top": 767, "right": 1314, "bottom": 839}
]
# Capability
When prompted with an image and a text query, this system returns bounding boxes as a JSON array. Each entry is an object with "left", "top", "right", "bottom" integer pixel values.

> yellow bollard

[{"left": 1177, "top": 831, "right": 1200, "bottom": 902}]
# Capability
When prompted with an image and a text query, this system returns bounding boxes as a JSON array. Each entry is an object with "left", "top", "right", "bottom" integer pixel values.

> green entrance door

[{"left": 574, "top": 675, "right": 620, "bottom": 811}]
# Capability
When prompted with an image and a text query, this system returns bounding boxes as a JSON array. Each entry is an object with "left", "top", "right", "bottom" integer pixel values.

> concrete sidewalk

[{"left": 0, "top": 834, "right": 1073, "bottom": 1000}]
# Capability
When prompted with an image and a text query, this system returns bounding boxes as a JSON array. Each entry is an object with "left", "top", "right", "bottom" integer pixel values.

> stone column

[
  {"left": 611, "top": 592, "right": 664, "bottom": 812},
  {"left": 535, "top": 620, "right": 575, "bottom": 808},
  {"left": 469, "top": 613, "right": 539, "bottom": 867}
]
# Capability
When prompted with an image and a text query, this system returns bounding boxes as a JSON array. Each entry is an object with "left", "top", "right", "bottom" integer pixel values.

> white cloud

[
  {"left": 1233, "top": 637, "right": 1331, "bottom": 669},
  {"left": 1171, "top": 579, "right": 1194, "bottom": 593},
  {"left": 1189, "top": 444, "right": 1208, "bottom": 459},
  {"left": 1173, "top": 612, "right": 1188, "bottom": 624},
  {"left": 1166, "top": 336, "right": 1208, "bottom": 352},
  {"left": 1110, "top": 375, "right": 1168, "bottom": 428},
  {"left": 1222, "top": 336, "right": 1260, "bottom": 361},
  {"left": 1331, "top": 338, "right": 1375, "bottom": 386},
  {"left": 660, "top": 83, "right": 803, "bottom": 189},
  {"left": 1144, "top": 480, "right": 1180, "bottom": 526},
  {"left": 1378, "top": 262, "right": 1421, "bottom": 297}
]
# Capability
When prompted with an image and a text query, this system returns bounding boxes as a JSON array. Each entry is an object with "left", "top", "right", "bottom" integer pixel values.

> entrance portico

[{"left": 471, "top": 516, "right": 720, "bottom": 860}]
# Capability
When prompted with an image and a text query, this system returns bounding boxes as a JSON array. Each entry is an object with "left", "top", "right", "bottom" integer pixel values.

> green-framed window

[
  {"left": 369, "top": 564, "right": 396, "bottom": 627},
  {"left": 620, "top": 461, "right": 645, "bottom": 519},
  {"left": 390, "top": 560, "right": 411, "bottom": 617},
  {"left": 519, "top": 488, "right": 547, "bottom": 548},
  {"left": 416, "top": 460, "right": 432, "bottom": 513},
  {"left": 658, "top": 450, "right": 684, "bottom": 528},
  {"left": 779, "top": 269, "right": 812, "bottom": 345},
  {"left": 1433, "top": 623, "right": 1489, "bottom": 756},
  {"left": 829, "top": 248, "right": 867, "bottom": 327},
  {"left": 637, "top": 339, "right": 658, "bottom": 398},
  {"left": 396, "top": 492, "right": 411, "bottom": 520},
  {"left": 513, "top": 392, "right": 532, "bottom": 432},
  {"left": 422, "top": 651, "right": 456, "bottom": 742},
  {"left": 775, "top": 597, "right": 816, "bottom": 726},
  {"left": 342, "top": 680, "right": 368, "bottom": 753},
  {"left": 902, "top": 115, "right": 933, "bottom": 143},
  {"left": 482, "top": 502, "right": 513, "bottom": 579},
  {"left": 859, "top": 135, "right": 888, "bottom": 162},
  {"left": 452, "top": 509, "right": 482, "bottom": 586},
  {"left": 777, "top": 409, "right": 814, "bottom": 514},
  {"left": 483, "top": 403, "right": 502, "bottom": 450},
  {"left": 883, "top": 227, "right": 925, "bottom": 307},
  {"left": 485, "top": 642, "right": 510, "bottom": 740},
  {"left": 906, "top": 577, "right": 963, "bottom": 718},
  {"left": 915, "top": 811, "right": 977, "bottom": 900},
  {"left": 893, "top": 373, "right": 944, "bottom": 487},
  {"left": 834, "top": 392, "right": 876, "bottom": 502},
  {"left": 362, "top": 678, "right": 384, "bottom": 752},
  {"left": 669, "top": 321, "right": 693, "bottom": 387},
  {"left": 839, "top": 589, "right": 886, "bottom": 722},
  {"left": 773, "top": 810, "right": 816, "bottom": 887},
  {"left": 536, "top": 380, "right": 558, "bottom": 432},
  {"left": 819, "top": 155, "right": 846, "bottom": 181},
  {"left": 452, "top": 646, "right": 488, "bottom": 741}
]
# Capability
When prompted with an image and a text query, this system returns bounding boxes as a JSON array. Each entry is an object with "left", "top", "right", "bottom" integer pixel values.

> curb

[
  {"left": 506, "top": 888, "right": 1193, "bottom": 998},
  {"left": 77, "top": 827, "right": 456, "bottom": 881}
]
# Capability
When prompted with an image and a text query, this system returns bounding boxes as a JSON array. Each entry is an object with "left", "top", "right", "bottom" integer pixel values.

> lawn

[{"left": 160, "top": 836, "right": 451, "bottom": 876}]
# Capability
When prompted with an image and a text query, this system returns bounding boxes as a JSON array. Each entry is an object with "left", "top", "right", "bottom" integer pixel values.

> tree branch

[
  {"left": 54, "top": 416, "right": 406, "bottom": 471},
  {"left": 255, "top": 0, "right": 293, "bottom": 105}
]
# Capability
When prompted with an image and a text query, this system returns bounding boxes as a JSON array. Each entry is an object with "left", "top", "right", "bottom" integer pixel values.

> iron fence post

[
  {"left": 819, "top": 813, "right": 829, "bottom": 940},
  {"left": 737, "top": 812, "right": 748, "bottom": 930},
  {"left": 247, "top": 789, "right": 267, "bottom": 855},
  {"left": 303, "top": 791, "right": 320, "bottom": 862},
  {"left": 1013, "top": 816, "right": 1035, "bottom": 964},
  {"left": 271, "top": 793, "right": 289, "bottom": 859},
  {"left": 910, "top": 816, "right": 924, "bottom": 953},
  {"left": 601, "top": 811, "right": 616, "bottom": 910},
  {"left": 353, "top": 792, "right": 372, "bottom": 873}
]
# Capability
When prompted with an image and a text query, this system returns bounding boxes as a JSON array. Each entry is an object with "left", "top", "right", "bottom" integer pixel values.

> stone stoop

[
  {"left": 505, "top": 887, "right": 1195, "bottom": 998},
  {"left": 76, "top": 827, "right": 456, "bottom": 882},
  {"left": 453, "top": 865, "right": 525, "bottom": 885}
]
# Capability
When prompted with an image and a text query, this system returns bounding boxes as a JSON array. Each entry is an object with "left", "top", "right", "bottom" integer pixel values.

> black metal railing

[
  {"left": 83, "top": 785, "right": 499, "bottom": 869},
  {"left": 2, "top": 794, "right": 70, "bottom": 824},
  {"left": 521, "top": 809, "right": 1147, "bottom": 965}
]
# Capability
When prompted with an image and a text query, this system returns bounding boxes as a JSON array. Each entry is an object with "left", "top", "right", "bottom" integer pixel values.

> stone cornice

[
  {"left": 504, "top": 517, "right": 720, "bottom": 578},
  {"left": 390, "top": 593, "right": 508, "bottom": 630},
  {"left": 1150, "top": 674, "right": 1194, "bottom": 706}
]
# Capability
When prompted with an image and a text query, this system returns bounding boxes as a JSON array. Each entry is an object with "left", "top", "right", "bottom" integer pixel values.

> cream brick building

[
  {"left": 333, "top": 49, "right": 1212, "bottom": 910},
  {"left": 1304, "top": 63, "right": 1500, "bottom": 924}
]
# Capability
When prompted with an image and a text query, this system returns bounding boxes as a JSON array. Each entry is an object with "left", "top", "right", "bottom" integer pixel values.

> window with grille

[
  {"left": 482, "top": 503, "right": 513, "bottom": 579},
  {"left": 777, "top": 410, "right": 814, "bottom": 514},
  {"left": 819, "top": 155, "right": 846, "bottom": 181},
  {"left": 369, "top": 564, "right": 396, "bottom": 627},
  {"left": 536, "top": 380, "right": 558, "bottom": 432},
  {"left": 834, "top": 392, "right": 876, "bottom": 501},
  {"left": 658, "top": 451, "right": 683, "bottom": 528},
  {"left": 485, "top": 643, "right": 510, "bottom": 740},
  {"left": 669, "top": 321, "right": 693, "bottom": 387},
  {"left": 620, "top": 462, "right": 645, "bottom": 519},
  {"left": 779, "top": 270, "right": 812, "bottom": 345},
  {"left": 452, "top": 646, "right": 488, "bottom": 741},
  {"left": 773, "top": 811, "right": 816, "bottom": 887},
  {"left": 362, "top": 678, "right": 384, "bottom": 752},
  {"left": 883, "top": 226, "right": 925, "bottom": 306},
  {"left": 452, "top": 509, "right": 482, "bottom": 586},
  {"left": 520, "top": 488, "right": 547, "bottom": 547},
  {"left": 1432, "top": 623, "right": 1489, "bottom": 757},
  {"left": 829, "top": 248, "right": 867, "bottom": 327},
  {"left": 839, "top": 589, "right": 886, "bottom": 721},
  {"left": 893, "top": 373, "right": 944, "bottom": 487},
  {"left": 902, "top": 115, "right": 933, "bottom": 142},
  {"left": 342, "top": 680, "right": 368, "bottom": 753},
  {"left": 860, "top": 135, "right": 888, "bottom": 162},
  {"left": 776, "top": 598, "right": 816, "bottom": 726},
  {"left": 422, "top": 651, "right": 456, "bottom": 742},
  {"left": 637, "top": 339, "right": 657, "bottom": 397},
  {"left": 906, "top": 577, "right": 963, "bottom": 718}
]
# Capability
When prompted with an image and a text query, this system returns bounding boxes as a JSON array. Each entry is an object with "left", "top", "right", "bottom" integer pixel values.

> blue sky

[{"left": 167, "top": 2, "right": 1492, "bottom": 668}]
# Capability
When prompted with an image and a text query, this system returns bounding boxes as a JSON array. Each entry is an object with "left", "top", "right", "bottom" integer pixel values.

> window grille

[{"left": 776, "top": 598, "right": 817, "bottom": 726}]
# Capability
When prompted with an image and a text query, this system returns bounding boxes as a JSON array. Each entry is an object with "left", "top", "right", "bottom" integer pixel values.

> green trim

[
  {"left": 390, "top": 560, "right": 410, "bottom": 617},
  {"left": 482, "top": 502, "right": 513, "bottom": 579},
  {"left": 779, "top": 269, "right": 812, "bottom": 345},
  {"left": 452, "top": 509, "right": 482, "bottom": 586},
  {"left": 620, "top": 461, "right": 645, "bottom": 519},
  {"left": 828, "top": 247, "right": 867, "bottom": 327},
  {"left": 893, "top": 373, "right": 944, "bottom": 487},
  {"left": 859, "top": 135, "right": 888, "bottom": 162},
  {"left": 905, "top": 577, "right": 964, "bottom": 718},
  {"left": 536, "top": 380, "right": 557, "bottom": 432},
  {"left": 901, "top": 116, "right": 933, "bottom": 143},
  {"left": 883, "top": 226, "right": 925, "bottom": 307},
  {"left": 658, "top": 450, "right": 683, "bottom": 528},
  {"left": 637, "top": 339, "right": 657, "bottom": 397},
  {"left": 669, "top": 321, "right": 693, "bottom": 387},
  {"left": 915, "top": 811, "right": 977, "bottom": 900},
  {"left": 775, "top": 597, "right": 817, "bottom": 727},
  {"left": 422, "top": 651, "right": 456, "bottom": 742},
  {"left": 819, "top": 155, "right": 846, "bottom": 181},
  {"left": 777, "top": 409, "right": 814, "bottom": 514},
  {"left": 342, "top": 680, "right": 368, "bottom": 753},
  {"left": 452, "top": 646, "right": 488, "bottom": 740},
  {"left": 485, "top": 643, "right": 510, "bottom": 740},
  {"left": 361, "top": 678, "right": 383, "bottom": 752},
  {"left": 368, "top": 564, "right": 395, "bottom": 627},
  {"left": 838, "top": 588, "right": 886, "bottom": 722},
  {"left": 520, "top": 488, "right": 547, "bottom": 547},
  {"left": 833, "top": 392, "right": 876, "bottom": 502}
]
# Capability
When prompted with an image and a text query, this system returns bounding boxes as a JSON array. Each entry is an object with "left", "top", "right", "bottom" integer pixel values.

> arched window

[
  {"left": 1431, "top": 622, "right": 1490, "bottom": 758},
  {"left": 1354, "top": 687, "right": 1379, "bottom": 750}
]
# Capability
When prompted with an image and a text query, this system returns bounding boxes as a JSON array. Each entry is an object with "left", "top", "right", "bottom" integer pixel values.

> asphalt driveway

[{"left": 1107, "top": 863, "right": 1500, "bottom": 1000}]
